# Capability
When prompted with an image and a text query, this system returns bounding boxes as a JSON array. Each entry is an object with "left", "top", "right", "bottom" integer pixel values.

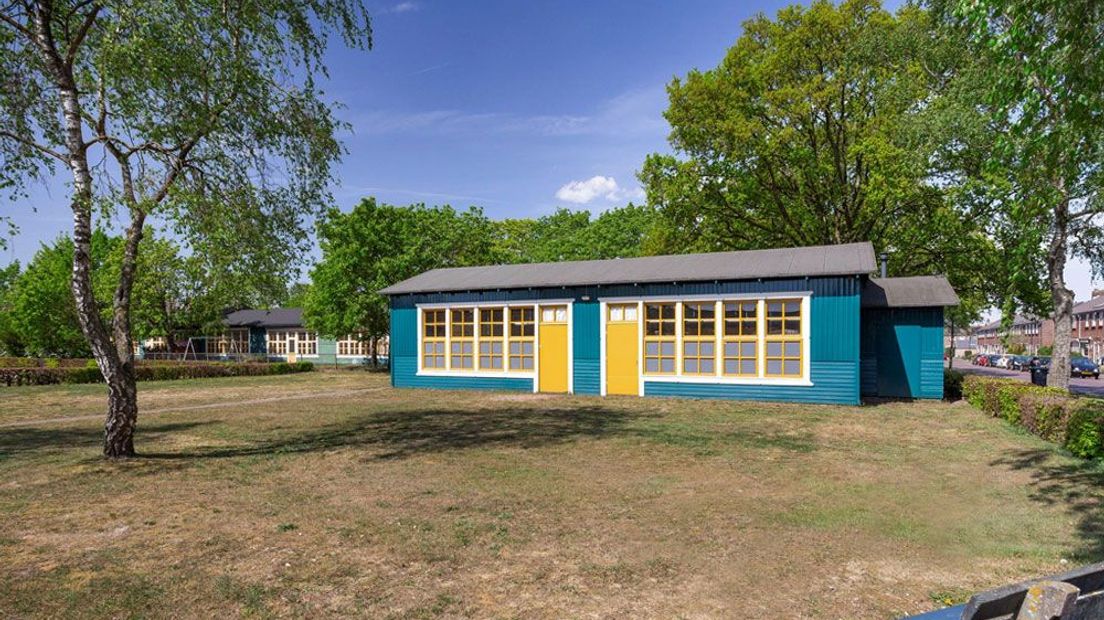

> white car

[{"left": 993, "top": 355, "right": 1009, "bottom": 368}]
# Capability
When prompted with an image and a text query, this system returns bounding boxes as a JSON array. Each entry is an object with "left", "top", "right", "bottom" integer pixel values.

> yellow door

[
  {"left": 606, "top": 303, "right": 639, "bottom": 395},
  {"left": 538, "top": 305, "right": 569, "bottom": 393}
]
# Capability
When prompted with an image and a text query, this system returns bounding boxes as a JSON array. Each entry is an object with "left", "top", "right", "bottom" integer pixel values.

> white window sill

[
  {"left": 416, "top": 370, "right": 535, "bottom": 379},
  {"left": 643, "top": 375, "right": 813, "bottom": 387}
]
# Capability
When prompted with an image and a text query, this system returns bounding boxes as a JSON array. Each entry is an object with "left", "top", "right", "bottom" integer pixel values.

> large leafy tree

[
  {"left": 494, "top": 204, "right": 659, "bottom": 264},
  {"left": 304, "top": 199, "right": 498, "bottom": 364},
  {"left": 639, "top": 0, "right": 996, "bottom": 308},
  {"left": 934, "top": 0, "right": 1104, "bottom": 389},
  {"left": 0, "top": 0, "right": 371, "bottom": 457},
  {"left": 0, "top": 260, "right": 25, "bottom": 355},
  {"left": 8, "top": 232, "right": 116, "bottom": 357}
]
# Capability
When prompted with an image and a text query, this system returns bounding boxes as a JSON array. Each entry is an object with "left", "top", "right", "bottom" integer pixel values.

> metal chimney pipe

[{"left": 879, "top": 252, "right": 888, "bottom": 278}]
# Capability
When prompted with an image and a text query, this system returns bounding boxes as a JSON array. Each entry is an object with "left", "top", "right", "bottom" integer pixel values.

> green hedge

[
  {"left": 961, "top": 374, "right": 1104, "bottom": 459},
  {"left": 0, "top": 361, "right": 314, "bottom": 387}
]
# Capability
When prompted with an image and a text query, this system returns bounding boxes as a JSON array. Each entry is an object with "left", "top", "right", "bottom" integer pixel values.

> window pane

[
  {"left": 784, "top": 301, "right": 800, "bottom": 315},
  {"left": 463, "top": 342, "right": 473, "bottom": 354},
  {"left": 684, "top": 342, "right": 698, "bottom": 356},
  {"left": 685, "top": 359, "right": 698, "bottom": 374},
  {"left": 767, "top": 320, "right": 783, "bottom": 335},
  {"left": 685, "top": 322, "right": 699, "bottom": 336},
  {"left": 542, "top": 308, "right": 554, "bottom": 322},
  {"left": 645, "top": 322, "right": 659, "bottom": 336},
  {"left": 480, "top": 356, "right": 491, "bottom": 367},
  {"left": 784, "top": 342, "right": 800, "bottom": 357},
  {"left": 523, "top": 324, "right": 534, "bottom": 337},
  {"left": 724, "top": 342, "right": 739, "bottom": 356},
  {"left": 661, "top": 322, "right": 675, "bottom": 336},
  {"left": 700, "top": 320, "right": 715, "bottom": 336},
  {"left": 555, "top": 308, "right": 567, "bottom": 321},
  {"left": 701, "top": 359, "right": 715, "bottom": 374},
  {"left": 510, "top": 342, "right": 521, "bottom": 354},
  {"left": 740, "top": 360, "right": 756, "bottom": 375},
  {"left": 510, "top": 358, "right": 522, "bottom": 369},
  {"left": 645, "top": 342, "right": 659, "bottom": 356},
  {"left": 767, "top": 360, "right": 782, "bottom": 375},
  {"left": 646, "top": 305, "right": 659, "bottom": 320},
  {"left": 766, "top": 342, "right": 782, "bottom": 357},
  {"left": 741, "top": 342, "right": 756, "bottom": 357},
  {"left": 767, "top": 302, "right": 783, "bottom": 317},
  {"left": 492, "top": 342, "right": 503, "bottom": 354},
  {"left": 660, "top": 359, "right": 675, "bottom": 373},
  {"left": 662, "top": 305, "right": 675, "bottom": 319},
  {"left": 522, "top": 342, "right": 534, "bottom": 355},
  {"left": 624, "top": 307, "right": 638, "bottom": 320},
  {"left": 522, "top": 358, "right": 534, "bottom": 370},
  {"left": 661, "top": 342, "right": 675, "bottom": 356},
  {"left": 725, "top": 360, "right": 739, "bottom": 374},
  {"left": 701, "top": 342, "right": 714, "bottom": 356},
  {"left": 645, "top": 359, "right": 659, "bottom": 373},
  {"left": 784, "top": 360, "right": 800, "bottom": 375},
  {"left": 784, "top": 319, "right": 801, "bottom": 335},
  {"left": 610, "top": 306, "right": 623, "bottom": 321}
]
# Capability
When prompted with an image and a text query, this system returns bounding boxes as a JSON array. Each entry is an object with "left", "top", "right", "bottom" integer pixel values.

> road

[{"left": 950, "top": 361, "right": 1104, "bottom": 397}]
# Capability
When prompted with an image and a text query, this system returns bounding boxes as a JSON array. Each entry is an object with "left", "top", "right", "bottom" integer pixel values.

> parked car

[
  {"left": 1009, "top": 355, "right": 1031, "bottom": 371},
  {"left": 992, "top": 354, "right": 1010, "bottom": 369},
  {"left": 1072, "top": 357, "right": 1100, "bottom": 379},
  {"left": 972, "top": 354, "right": 986, "bottom": 366}
]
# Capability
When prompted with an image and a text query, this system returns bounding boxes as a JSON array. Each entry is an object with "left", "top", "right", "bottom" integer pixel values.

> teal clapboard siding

[
  {"left": 390, "top": 306, "right": 534, "bottom": 392},
  {"left": 388, "top": 276, "right": 863, "bottom": 404},
  {"left": 860, "top": 307, "right": 944, "bottom": 399}
]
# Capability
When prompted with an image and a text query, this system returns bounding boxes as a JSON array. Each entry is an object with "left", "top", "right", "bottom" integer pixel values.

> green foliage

[
  {"left": 1038, "top": 345, "right": 1053, "bottom": 356},
  {"left": 305, "top": 199, "right": 498, "bottom": 343},
  {"left": 0, "top": 361, "right": 314, "bottom": 387},
  {"left": 962, "top": 374, "right": 1104, "bottom": 459},
  {"left": 493, "top": 204, "right": 660, "bottom": 264},
  {"left": 996, "top": 383, "right": 1034, "bottom": 424},
  {"left": 640, "top": 0, "right": 997, "bottom": 321},
  {"left": 943, "top": 369, "right": 964, "bottom": 401},
  {"left": 7, "top": 232, "right": 119, "bottom": 357},
  {"left": 0, "top": 260, "right": 22, "bottom": 355},
  {"left": 1006, "top": 343, "right": 1026, "bottom": 355},
  {"left": 1065, "top": 401, "right": 1104, "bottom": 459}
]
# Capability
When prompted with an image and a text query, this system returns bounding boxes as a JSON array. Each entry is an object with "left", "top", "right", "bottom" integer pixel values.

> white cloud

[
  {"left": 391, "top": 2, "right": 418, "bottom": 13},
  {"left": 555, "top": 176, "right": 642, "bottom": 205}
]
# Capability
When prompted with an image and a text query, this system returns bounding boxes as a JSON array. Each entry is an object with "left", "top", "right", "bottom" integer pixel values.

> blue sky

[{"left": 3, "top": 0, "right": 1097, "bottom": 301}]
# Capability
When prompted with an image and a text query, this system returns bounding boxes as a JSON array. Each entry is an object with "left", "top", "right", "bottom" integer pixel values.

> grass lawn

[{"left": 1, "top": 371, "right": 1102, "bottom": 618}]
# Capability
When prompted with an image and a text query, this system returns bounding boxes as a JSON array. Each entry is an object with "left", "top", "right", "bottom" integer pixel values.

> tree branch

[
  {"left": 65, "top": 3, "right": 100, "bottom": 68},
  {"left": 0, "top": 129, "right": 67, "bottom": 161}
]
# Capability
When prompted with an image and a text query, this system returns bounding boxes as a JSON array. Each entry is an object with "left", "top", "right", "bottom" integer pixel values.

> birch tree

[{"left": 0, "top": 0, "right": 371, "bottom": 457}]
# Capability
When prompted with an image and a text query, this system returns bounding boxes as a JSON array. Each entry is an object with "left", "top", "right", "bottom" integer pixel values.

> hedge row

[
  {"left": 0, "top": 361, "right": 314, "bottom": 387},
  {"left": 961, "top": 375, "right": 1104, "bottom": 458},
  {"left": 0, "top": 357, "right": 94, "bottom": 368}
]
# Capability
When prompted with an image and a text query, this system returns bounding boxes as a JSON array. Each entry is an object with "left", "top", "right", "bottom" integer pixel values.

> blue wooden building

[{"left": 380, "top": 242, "right": 958, "bottom": 404}]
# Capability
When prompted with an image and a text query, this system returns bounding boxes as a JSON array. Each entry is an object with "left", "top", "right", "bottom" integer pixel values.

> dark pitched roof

[
  {"left": 1073, "top": 296, "right": 1104, "bottom": 316},
  {"left": 224, "top": 307, "right": 304, "bottom": 328},
  {"left": 861, "top": 276, "right": 959, "bottom": 308},
  {"left": 380, "top": 242, "right": 877, "bottom": 295}
]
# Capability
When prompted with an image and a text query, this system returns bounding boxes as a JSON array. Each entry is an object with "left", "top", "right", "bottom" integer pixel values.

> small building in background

[
  {"left": 136, "top": 307, "right": 387, "bottom": 365},
  {"left": 380, "top": 242, "right": 958, "bottom": 403}
]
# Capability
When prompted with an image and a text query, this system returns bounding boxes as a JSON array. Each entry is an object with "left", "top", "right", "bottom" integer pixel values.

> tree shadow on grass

[
  {"left": 990, "top": 448, "right": 1104, "bottom": 562},
  {"left": 141, "top": 405, "right": 646, "bottom": 462},
  {"left": 0, "top": 421, "right": 215, "bottom": 463}
]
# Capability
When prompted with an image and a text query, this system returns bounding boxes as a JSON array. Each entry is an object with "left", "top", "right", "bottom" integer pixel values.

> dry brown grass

[{"left": 1, "top": 372, "right": 1101, "bottom": 618}]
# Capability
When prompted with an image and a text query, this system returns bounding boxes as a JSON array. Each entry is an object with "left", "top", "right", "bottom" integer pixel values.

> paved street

[{"left": 951, "top": 361, "right": 1104, "bottom": 397}]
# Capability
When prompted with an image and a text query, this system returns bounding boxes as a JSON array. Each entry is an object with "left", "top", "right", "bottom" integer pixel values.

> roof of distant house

[
  {"left": 380, "top": 242, "right": 878, "bottom": 295},
  {"left": 861, "top": 276, "right": 959, "bottom": 308},
  {"left": 224, "top": 307, "right": 304, "bottom": 328}
]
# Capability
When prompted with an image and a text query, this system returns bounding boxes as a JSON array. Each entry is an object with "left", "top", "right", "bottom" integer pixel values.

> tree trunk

[
  {"left": 32, "top": 2, "right": 136, "bottom": 457},
  {"left": 948, "top": 317, "right": 956, "bottom": 370},
  {"left": 371, "top": 336, "right": 379, "bottom": 368},
  {"left": 103, "top": 363, "right": 138, "bottom": 457},
  {"left": 1047, "top": 184, "right": 1073, "bottom": 390}
]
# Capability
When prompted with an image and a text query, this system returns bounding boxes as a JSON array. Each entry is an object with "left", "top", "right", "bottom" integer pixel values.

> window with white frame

[
  {"left": 418, "top": 304, "right": 544, "bottom": 375},
  {"left": 217, "top": 328, "right": 250, "bottom": 354},
  {"left": 338, "top": 334, "right": 367, "bottom": 357},
  {"left": 267, "top": 330, "right": 288, "bottom": 355},
  {"left": 634, "top": 296, "right": 808, "bottom": 382}
]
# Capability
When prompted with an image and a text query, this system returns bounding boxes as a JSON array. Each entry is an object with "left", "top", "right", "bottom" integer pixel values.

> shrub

[
  {"left": 943, "top": 369, "right": 964, "bottom": 401},
  {"left": 1065, "top": 400, "right": 1104, "bottom": 459},
  {"left": 961, "top": 374, "right": 1104, "bottom": 460},
  {"left": 0, "top": 361, "right": 314, "bottom": 387},
  {"left": 996, "top": 383, "right": 1036, "bottom": 424},
  {"left": 962, "top": 375, "right": 1004, "bottom": 416}
]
